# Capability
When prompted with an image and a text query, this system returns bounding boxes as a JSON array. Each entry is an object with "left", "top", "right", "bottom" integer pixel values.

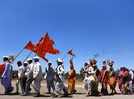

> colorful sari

[{"left": 68, "top": 69, "right": 76, "bottom": 94}]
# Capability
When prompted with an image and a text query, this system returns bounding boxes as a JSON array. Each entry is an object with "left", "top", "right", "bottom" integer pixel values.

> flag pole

[
  {"left": 23, "top": 52, "right": 33, "bottom": 62},
  {"left": 13, "top": 41, "right": 31, "bottom": 61},
  {"left": 43, "top": 57, "right": 48, "bottom": 63},
  {"left": 13, "top": 47, "right": 25, "bottom": 62}
]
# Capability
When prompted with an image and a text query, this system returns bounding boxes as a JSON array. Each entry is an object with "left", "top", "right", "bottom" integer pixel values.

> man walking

[
  {"left": 1, "top": 56, "right": 13, "bottom": 95},
  {"left": 55, "top": 58, "right": 68, "bottom": 97},
  {"left": 32, "top": 56, "right": 43, "bottom": 97},
  {"left": 46, "top": 62, "right": 56, "bottom": 94},
  {"left": 23, "top": 58, "right": 34, "bottom": 95}
]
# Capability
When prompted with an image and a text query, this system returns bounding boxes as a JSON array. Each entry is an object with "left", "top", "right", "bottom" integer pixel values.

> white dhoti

[
  {"left": 55, "top": 82, "right": 66, "bottom": 95},
  {"left": 32, "top": 79, "right": 41, "bottom": 94},
  {"left": 129, "top": 81, "right": 133, "bottom": 93},
  {"left": 84, "top": 76, "right": 95, "bottom": 92}
]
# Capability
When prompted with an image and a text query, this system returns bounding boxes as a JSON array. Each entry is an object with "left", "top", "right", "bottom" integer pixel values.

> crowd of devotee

[
  {"left": 0, "top": 33, "right": 133, "bottom": 97},
  {"left": 0, "top": 54, "right": 134, "bottom": 97}
]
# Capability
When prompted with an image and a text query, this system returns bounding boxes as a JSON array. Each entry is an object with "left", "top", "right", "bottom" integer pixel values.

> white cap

[
  {"left": 27, "top": 58, "right": 32, "bottom": 61},
  {"left": 24, "top": 61, "right": 28, "bottom": 64},
  {"left": 48, "top": 61, "right": 52, "bottom": 64},
  {"left": 57, "top": 58, "right": 63, "bottom": 63},
  {"left": 109, "top": 60, "right": 114, "bottom": 64},
  {"left": 33, "top": 56, "right": 39, "bottom": 60},
  {"left": 3, "top": 56, "right": 9, "bottom": 58}
]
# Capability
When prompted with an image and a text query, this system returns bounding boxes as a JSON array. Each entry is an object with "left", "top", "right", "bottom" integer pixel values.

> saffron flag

[
  {"left": 43, "top": 33, "right": 59, "bottom": 54},
  {"left": 35, "top": 36, "right": 47, "bottom": 58},
  {"left": 0, "top": 64, "right": 5, "bottom": 76},
  {"left": 24, "top": 41, "right": 35, "bottom": 51},
  {"left": 24, "top": 33, "right": 59, "bottom": 58},
  {"left": 34, "top": 33, "right": 60, "bottom": 58}
]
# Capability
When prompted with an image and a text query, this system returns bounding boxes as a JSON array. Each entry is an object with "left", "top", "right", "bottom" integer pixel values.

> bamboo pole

[
  {"left": 14, "top": 47, "right": 25, "bottom": 60},
  {"left": 42, "top": 57, "right": 48, "bottom": 63},
  {"left": 10, "top": 48, "right": 25, "bottom": 64},
  {"left": 23, "top": 52, "right": 33, "bottom": 63}
]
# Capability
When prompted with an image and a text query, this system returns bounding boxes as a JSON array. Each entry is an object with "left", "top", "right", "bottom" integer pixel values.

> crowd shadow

[
  {"left": 38, "top": 94, "right": 50, "bottom": 97},
  {"left": 58, "top": 95, "right": 73, "bottom": 98},
  {"left": 0, "top": 92, "right": 19, "bottom": 96},
  {"left": 74, "top": 92, "right": 85, "bottom": 95}
]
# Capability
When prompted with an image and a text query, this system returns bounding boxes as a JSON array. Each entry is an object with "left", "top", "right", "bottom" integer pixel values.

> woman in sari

[{"left": 68, "top": 58, "right": 76, "bottom": 94}]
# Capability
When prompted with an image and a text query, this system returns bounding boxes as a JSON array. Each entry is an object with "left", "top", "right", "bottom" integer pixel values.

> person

[
  {"left": 45, "top": 62, "right": 56, "bottom": 95},
  {"left": 118, "top": 67, "right": 130, "bottom": 94},
  {"left": 92, "top": 59, "right": 98, "bottom": 72},
  {"left": 83, "top": 62, "right": 89, "bottom": 79},
  {"left": 55, "top": 58, "right": 68, "bottom": 97},
  {"left": 32, "top": 56, "right": 43, "bottom": 97},
  {"left": 16, "top": 61, "right": 27, "bottom": 95},
  {"left": 106, "top": 60, "right": 114, "bottom": 76},
  {"left": 96, "top": 61, "right": 107, "bottom": 95},
  {"left": 67, "top": 58, "right": 76, "bottom": 94},
  {"left": 83, "top": 62, "right": 89, "bottom": 96},
  {"left": 100, "top": 63, "right": 109, "bottom": 95},
  {"left": 1, "top": 56, "right": 13, "bottom": 95},
  {"left": 83, "top": 60, "right": 96, "bottom": 96},
  {"left": 129, "top": 69, "right": 134, "bottom": 94},
  {"left": 102, "top": 60, "right": 117, "bottom": 95},
  {"left": 23, "top": 58, "right": 34, "bottom": 96},
  {"left": 16, "top": 61, "right": 22, "bottom": 94}
]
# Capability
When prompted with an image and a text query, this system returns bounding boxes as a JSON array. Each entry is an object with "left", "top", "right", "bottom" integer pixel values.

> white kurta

[
  {"left": 33, "top": 62, "right": 42, "bottom": 80},
  {"left": 84, "top": 66, "right": 95, "bottom": 91},
  {"left": 129, "top": 70, "right": 134, "bottom": 93},
  {"left": 25, "top": 63, "right": 34, "bottom": 78},
  {"left": 32, "top": 62, "right": 42, "bottom": 93},
  {"left": 18, "top": 66, "right": 25, "bottom": 79},
  {"left": 55, "top": 64, "right": 67, "bottom": 95},
  {"left": 56, "top": 65, "right": 64, "bottom": 82}
]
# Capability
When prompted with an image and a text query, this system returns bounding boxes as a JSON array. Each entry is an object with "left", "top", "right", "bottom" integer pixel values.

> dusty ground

[
  {"left": 0, "top": 80, "right": 134, "bottom": 99},
  {"left": 0, "top": 93, "right": 134, "bottom": 99}
]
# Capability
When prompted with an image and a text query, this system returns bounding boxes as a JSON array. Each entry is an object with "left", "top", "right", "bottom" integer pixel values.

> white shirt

[
  {"left": 84, "top": 66, "right": 96, "bottom": 81},
  {"left": 106, "top": 65, "right": 111, "bottom": 71},
  {"left": 56, "top": 65, "right": 64, "bottom": 75},
  {"left": 33, "top": 62, "right": 42, "bottom": 79},
  {"left": 87, "top": 66, "right": 95, "bottom": 75},
  {"left": 129, "top": 70, "right": 134, "bottom": 80},
  {"left": 56, "top": 65, "right": 64, "bottom": 81},
  {"left": 25, "top": 63, "right": 34, "bottom": 76},
  {"left": 18, "top": 66, "right": 25, "bottom": 78}
]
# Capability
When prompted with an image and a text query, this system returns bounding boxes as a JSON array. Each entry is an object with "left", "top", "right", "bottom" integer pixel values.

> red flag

[
  {"left": 34, "top": 34, "right": 48, "bottom": 58},
  {"left": 0, "top": 64, "right": 5, "bottom": 76},
  {"left": 34, "top": 38, "right": 46, "bottom": 58},
  {"left": 24, "top": 41, "right": 35, "bottom": 51},
  {"left": 24, "top": 33, "right": 59, "bottom": 59},
  {"left": 34, "top": 33, "right": 60, "bottom": 58},
  {"left": 43, "top": 34, "right": 59, "bottom": 54}
]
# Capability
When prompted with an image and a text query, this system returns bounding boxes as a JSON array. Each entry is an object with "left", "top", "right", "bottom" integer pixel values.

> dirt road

[
  {"left": 0, "top": 80, "right": 134, "bottom": 99},
  {"left": 0, "top": 94, "right": 134, "bottom": 99}
]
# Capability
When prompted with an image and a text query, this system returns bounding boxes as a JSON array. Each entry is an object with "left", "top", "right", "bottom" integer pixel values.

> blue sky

[{"left": 0, "top": 0, "right": 134, "bottom": 72}]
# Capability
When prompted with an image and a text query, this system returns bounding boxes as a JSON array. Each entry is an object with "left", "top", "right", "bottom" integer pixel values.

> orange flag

[
  {"left": 34, "top": 33, "right": 60, "bottom": 58},
  {"left": 34, "top": 36, "right": 47, "bottom": 58},
  {"left": 24, "top": 41, "right": 35, "bottom": 51},
  {"left": 44, "top": 33, "right": 59, "bottom": 54},
  {"left": 0, "top": 64, "right": 5, "bottom": 76}
]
